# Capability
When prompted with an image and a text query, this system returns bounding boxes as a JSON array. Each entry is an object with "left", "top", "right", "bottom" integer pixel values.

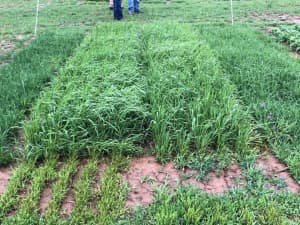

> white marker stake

[
  {"left": 34, "top": 0, "right": 40, "bottom": 37},
  {"left": 230, "top": 0, "right": 234, "bottom": 25}
]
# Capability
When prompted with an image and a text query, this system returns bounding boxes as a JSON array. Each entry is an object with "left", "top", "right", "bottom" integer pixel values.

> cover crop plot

[
  {"left": 0, "top": 30, "right": 84, "bottom": 165},
  {"left": 25, "top": 23, "right": 257, "bottom": 173},
  {"left": 198, "top": 25, "right": 300, "bottom": 181},
  {"left": 142, "top": 24, "right": 255, "bottom": 169}
]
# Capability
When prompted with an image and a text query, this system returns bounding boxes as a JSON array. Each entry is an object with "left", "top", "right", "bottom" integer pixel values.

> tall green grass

[
  {"left": 142, "top": 24, "right": 256, "bottom": 170},
  {"left": 198, "top": 25, "right": 300, "bottom": 181},
  {"left": 0, "top": 29, "right": 84, "bottom": 165},
  {"left": 24, "top": 24, "right": 149, "bottom": 160},
  {"left": 25, "top": 23, "right": 258, "bottom": 175}
]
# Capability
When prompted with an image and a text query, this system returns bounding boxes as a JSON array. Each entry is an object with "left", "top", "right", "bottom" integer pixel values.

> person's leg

[
  {"left": 113, "top": 0, "right": 123, "bottom": 20},
  {"left": 128, "top": 0, "right": 134, "bottom": 14},
  {"left": 109, "top": 0, "right": 113, "bottom": 10},
  {"left": 133, "top": 0, "right": 140, "bottom": 12}
]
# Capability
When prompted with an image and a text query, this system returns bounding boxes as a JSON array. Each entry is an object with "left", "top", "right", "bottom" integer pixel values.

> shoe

[
  {"left": 128, "top": 11, "right": 134, "bottom": 15},
  {"left": 134, "top": 9, "right": 143, "bottom": 13},
  {"left": 109, "top": 6, "right": 113, "bottom": 10}
]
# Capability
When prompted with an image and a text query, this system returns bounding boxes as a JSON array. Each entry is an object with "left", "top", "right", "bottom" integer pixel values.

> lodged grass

[{"left": 24, "top": 24, "right": 150, "bottom": 160}]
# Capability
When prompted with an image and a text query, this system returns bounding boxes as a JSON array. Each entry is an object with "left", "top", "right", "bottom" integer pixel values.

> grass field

[{"left": 1, "top": 0, "right": 300, "bottom": 224}]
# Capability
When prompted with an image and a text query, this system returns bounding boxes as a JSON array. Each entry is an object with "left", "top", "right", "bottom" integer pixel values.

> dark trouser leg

[{"left": 113, "top": 0, "right": 123, "bottom": 20}]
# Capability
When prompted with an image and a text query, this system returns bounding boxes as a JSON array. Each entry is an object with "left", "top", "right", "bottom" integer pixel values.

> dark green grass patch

[
  {"left": 0, "top": 29, "right": 84, "bottom": 165},
  {"left": 273, "top": 24, "right": 300, "bottom": 53},
  {"left": 197, "top": 25, "right": 300, "bottom": 181}
]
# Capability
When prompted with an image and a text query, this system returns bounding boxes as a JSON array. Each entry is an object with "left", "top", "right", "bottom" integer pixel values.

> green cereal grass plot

[
  {"left": 142, "top": 23, "right": 256, "bottom": 168},
  {"left": 24, "top": 24, "right": 150, "bottom": 159},
  {"left": 197, "top": 25, "right": 300, "bottom": 181},
  {"left": 0, "top": 29, "right": 84, "bottom": 165}
]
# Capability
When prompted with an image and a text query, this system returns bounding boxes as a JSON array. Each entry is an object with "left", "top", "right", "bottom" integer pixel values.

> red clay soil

[
  {"left": 93, "top": 161, "right": 107, "bottom": 190},
  {"left": 256, "top": 153, "right": 300, "bottom": 193},
  {"left": 250, "top": 13, "right": 300, "bottom": 24},
  {"left": 0, "top": 166, "right": 12, "bottom": 196},
  {"left": 39, "top": 185, "right": 52, "bottom": 214},
  {"left": 91, "top": 162, "right": 107, "bottom": 213},
  {"left": 60, "top": 162, "right": 86, "bottom": 217},
  {"left": 122, "top": 156, "right": 244, "bottom": 208}
]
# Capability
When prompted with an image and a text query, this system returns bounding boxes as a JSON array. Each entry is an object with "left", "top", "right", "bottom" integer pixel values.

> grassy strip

[
  {"left": 24, "top": 24, "right": 149, "bottom": 160},
  {"left": 121, "top": 187, "right": 300, "bottom": 224},
  {"left": 95, "top": 155, "right": 128, "bottom": 225},
  {"left": 142, "top": 23, "right": 255, "bottom": 171},
  {"left": 0, "top": 29, "right": 84, "bottom": 165},
  {"left": 44, "top": 158, "right": 78, "bottom": 225},
  {"left": 0, "top": 162, "right": 35, "bottom": 221},
  {"left": 67, "top": 158, "right": 98, "bottom": 224},
  {"left": 198, "top": 25, "right": 300, "bottom": 181},
  {"left": 273, "top": 24, "right": 300, "bottom": 53},
  {"left": 2, "top": 159, "right": 57, "bottom": 225}
]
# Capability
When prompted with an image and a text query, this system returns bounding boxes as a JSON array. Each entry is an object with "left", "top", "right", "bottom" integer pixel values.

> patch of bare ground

[
  {"left": 60, "top": 160, "right": 86, "bottom": 218},
  {"left": 38, "top": 184, "right": 52, "bottom": 214},
  {"left": 91, "top": 161, "right": 107, "bottom": 212},
  {"left": 0, "top": 40, "right": 15, "bottom": 53},
  {"left": 38, "top": 162, "right": 64, "bottom": 214},
  {"left": 256, "top": 153, "right": 300, "bottom": 193},
  {"left": 0, "top": 166, "right": 13, "bottom": 196},
  {"left": 249, "top": 12, "right": 300, "bottom": 24},
  {"left": 122, "top": 156, "right": 244, "bottom": 208}
]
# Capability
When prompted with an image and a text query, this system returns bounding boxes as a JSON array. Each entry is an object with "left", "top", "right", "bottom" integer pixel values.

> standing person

[
  {"left": 128, "top": 0, "right": 141, "bottom": 15},
  {"left": 113, "top": 0, "right": 123, "bottom": 20}
]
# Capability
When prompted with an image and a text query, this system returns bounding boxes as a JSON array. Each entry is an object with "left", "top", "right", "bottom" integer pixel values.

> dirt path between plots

[
  {"left": 250, "top": 13, "right": 300, "bottom": 24},
  {"left": 122, "top": 156, "right": 245, "bottom": 208},
  {"left": 0, "top": 166, "right": 13, "bottom": 196},
  {"left": 256, "top": 153, "right": 300, "bottom": 193},
  {"left": 1, "top": 153, "right": 299, "bottom": 212}
]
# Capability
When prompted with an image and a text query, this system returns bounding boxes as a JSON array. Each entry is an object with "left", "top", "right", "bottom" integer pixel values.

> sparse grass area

[
  {"left": 0, "top": 162, "right": 35, "bottom": 221},
  {"left": 3, "top": 159, "right": 57, "bottom": 225},
  {"left": 120, "top": 187, "right": 300, "bottom": 224}
]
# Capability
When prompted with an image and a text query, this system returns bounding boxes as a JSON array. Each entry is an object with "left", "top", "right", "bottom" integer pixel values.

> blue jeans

[
  {"left": 113, "top": 0, "right": 123, "bottom": 20},
  {"left": 128, "top": 0, "right": 140, "bottom": 13}
]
